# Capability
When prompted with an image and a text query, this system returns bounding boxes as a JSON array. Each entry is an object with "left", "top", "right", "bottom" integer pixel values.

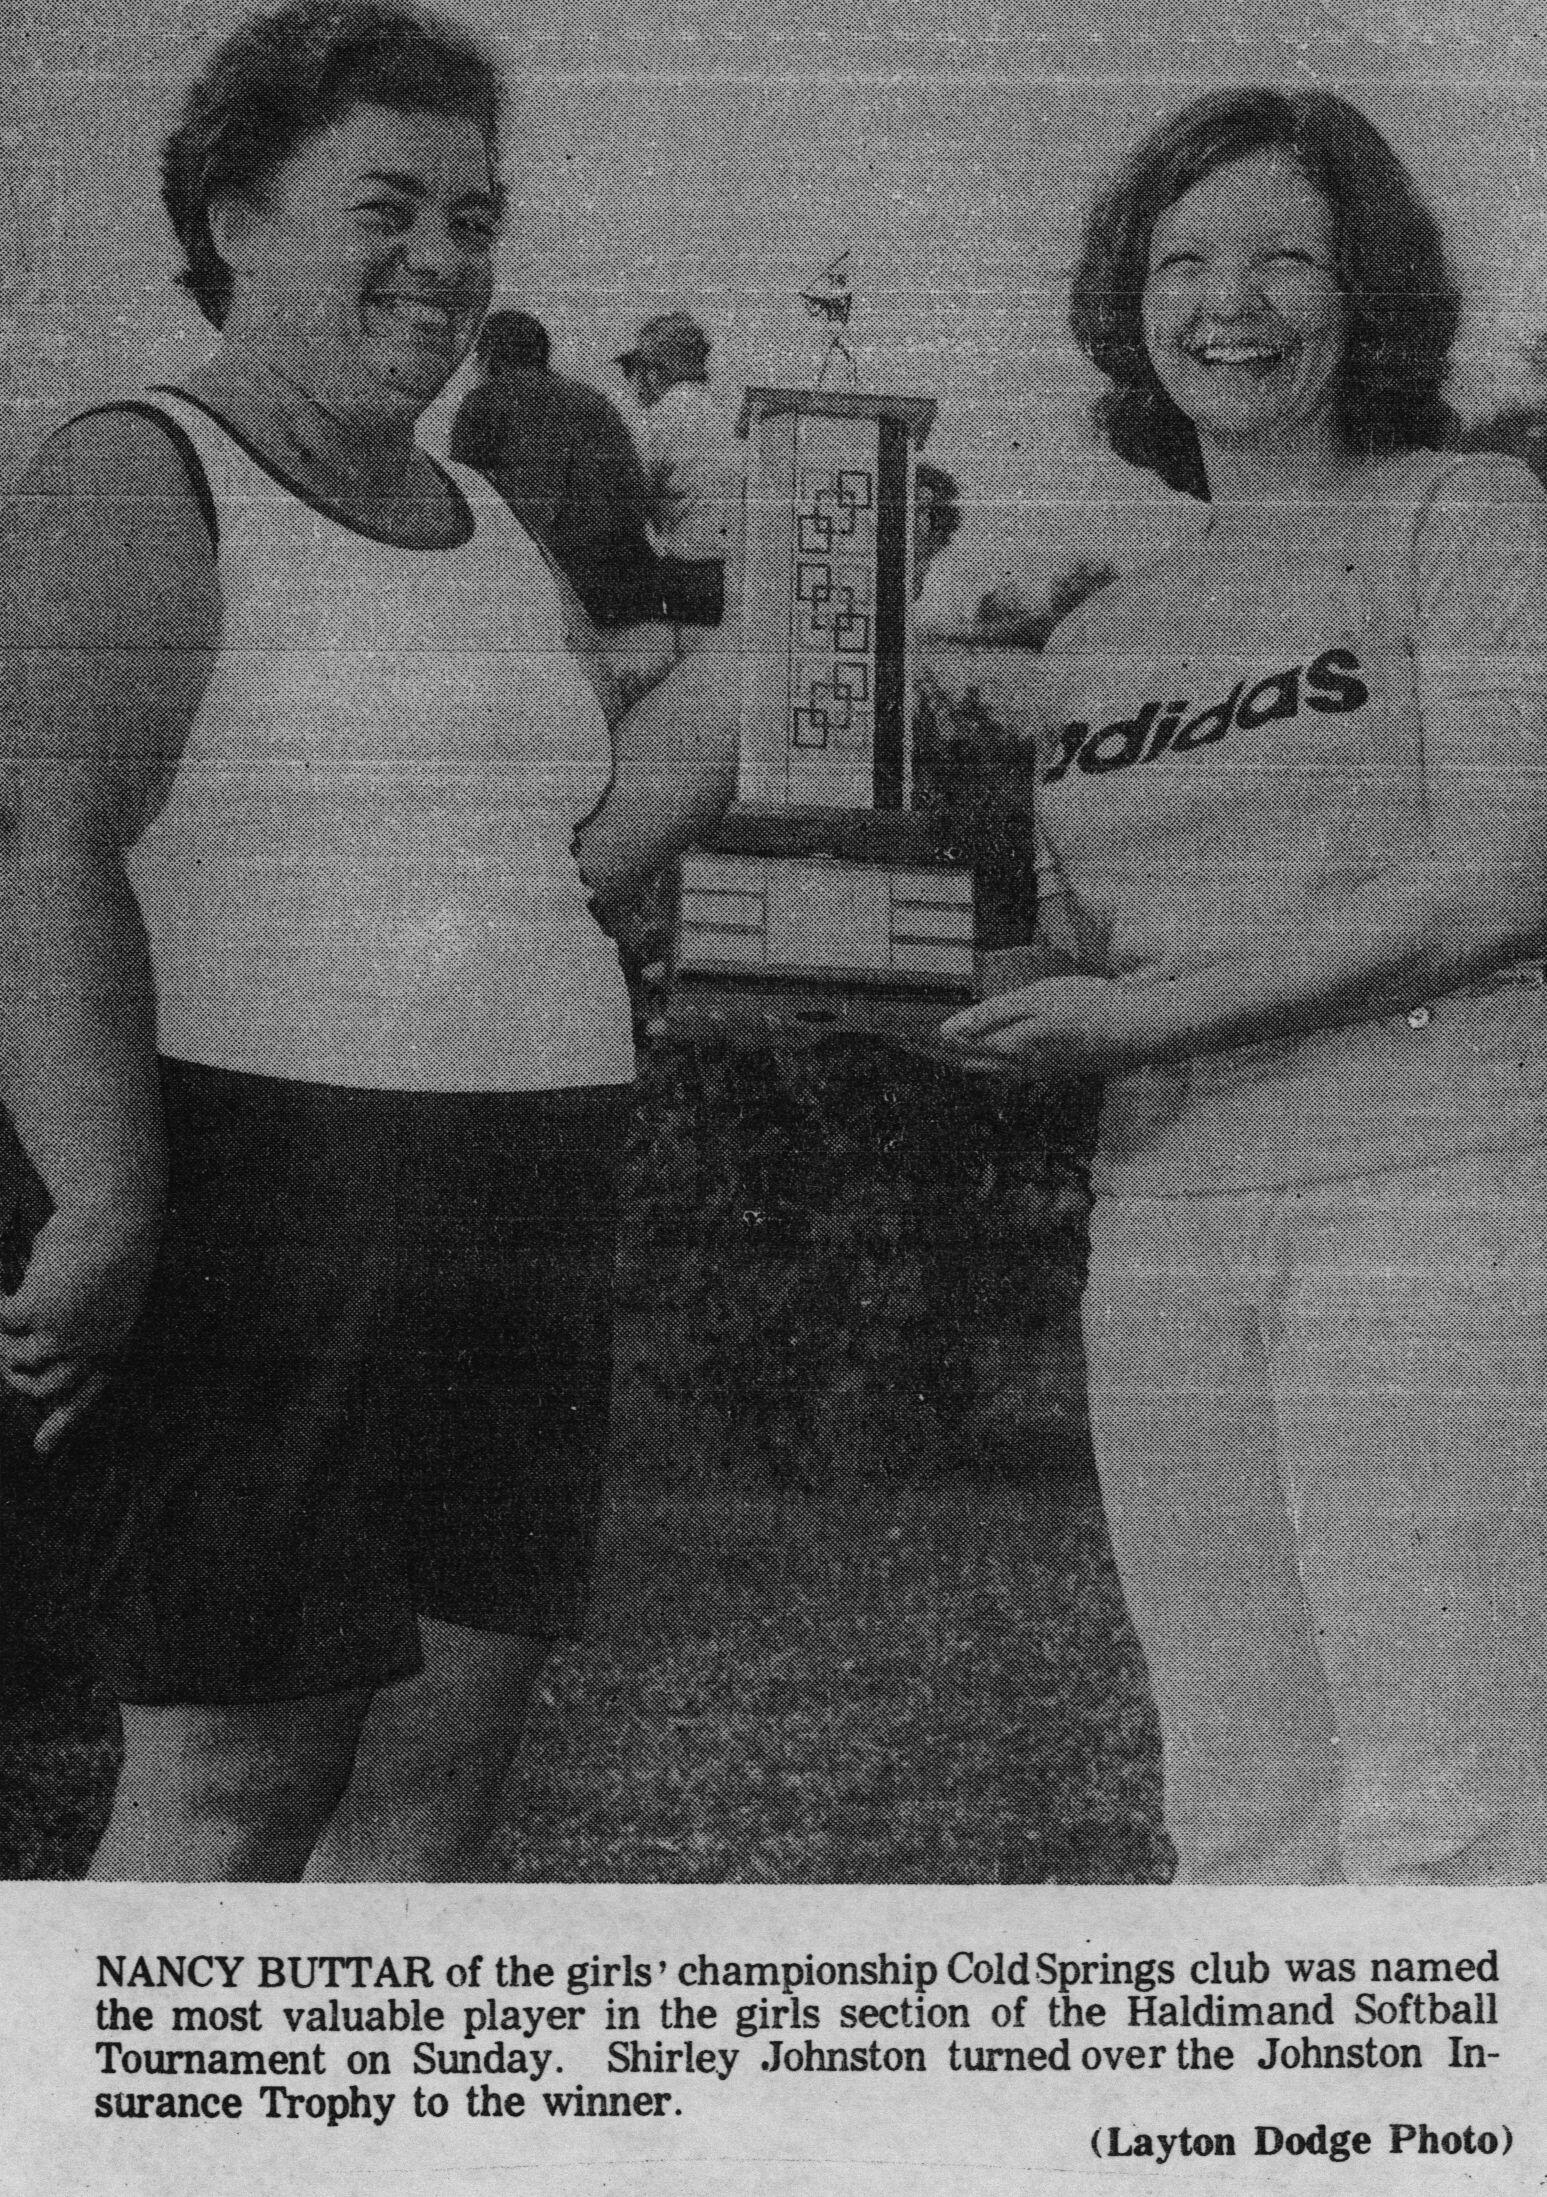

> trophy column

[{"left": 673, "top": 387, "right": 976, "bottom": 1031}]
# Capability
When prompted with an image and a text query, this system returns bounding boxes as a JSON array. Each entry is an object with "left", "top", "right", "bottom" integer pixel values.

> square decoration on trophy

[{"left": 672, "top": 385, "right": 981, "bottom": 1042}]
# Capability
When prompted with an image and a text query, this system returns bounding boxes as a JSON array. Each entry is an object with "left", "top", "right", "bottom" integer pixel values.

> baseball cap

[{"left": 616, "top": 312, "right": 711, "bottom": 375}]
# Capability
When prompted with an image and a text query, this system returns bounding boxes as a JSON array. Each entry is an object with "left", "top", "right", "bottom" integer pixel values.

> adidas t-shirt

[{"left": 1033, "top": 449, "right": 1547, "bottom": 1195}]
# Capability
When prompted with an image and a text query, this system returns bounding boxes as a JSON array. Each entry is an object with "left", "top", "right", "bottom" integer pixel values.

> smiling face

[
  {"left": 213, "top": 102, "right": 500, "bottom": 425},
  {"left": 1142, "top": 150, "right": 1347, "bottom": 471}
]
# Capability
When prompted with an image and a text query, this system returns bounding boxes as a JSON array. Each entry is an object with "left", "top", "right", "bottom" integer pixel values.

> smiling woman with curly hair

[
  {"left": 1068, "top": 88, "right": 1460, "bottom": 499},
  {"left": 945, "top": 88, "right": 1547, "bottom": 1885},
  {"left": 0, "top": 0, "right": 737, "bottom": 1882}
]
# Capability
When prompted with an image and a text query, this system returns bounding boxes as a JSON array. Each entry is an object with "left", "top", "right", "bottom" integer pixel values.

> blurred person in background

[
  {"left": 619, "top": 310, "right": 744, "bottom": 642},
  {"left": 449, "top": 307, "right": 668, "bottom": 628},
  {"left": 912, "top": 458, "right": 962, "bottom": 599}
]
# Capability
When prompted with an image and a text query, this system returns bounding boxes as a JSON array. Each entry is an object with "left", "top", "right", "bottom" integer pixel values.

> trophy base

[
  {"left": 656, "top": 976, "right": 977, "bottom": 1060},
  {"left": 676, "top": 846, "right": 973, "bottom": 984},
  {"left": 668, "top": 832, "right": 978, "bottom": 1054},
  {"left": 703, "top": 803, "right": 945, "bottom": 868}
]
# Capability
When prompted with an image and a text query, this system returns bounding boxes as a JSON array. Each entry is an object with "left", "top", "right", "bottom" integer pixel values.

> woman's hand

[
  {"left": 0, "top": 1202, "right": 160, "bottom": 1454},
  {"left": 0, "top": 407, "right": 211, "bottom": 1456},
  {"left": 939, "top": 974, "right": 1137, "bottom": 1080}
]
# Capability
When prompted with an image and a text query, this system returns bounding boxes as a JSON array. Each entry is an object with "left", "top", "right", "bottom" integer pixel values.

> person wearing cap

[
  {"left": 450, "top": 310, "right": 667, "bottom": 629},
  {"left": 618, "top": 312, "right": 745, "bottom": 639}
]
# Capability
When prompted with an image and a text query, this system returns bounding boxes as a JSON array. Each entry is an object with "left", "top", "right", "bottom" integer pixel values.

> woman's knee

[
  {"left": 116, "top": 1695, "right": 369, "bottom": 1839},
  {"left": 331, "top": 1636, "right": 546, "bottom": 1843}
]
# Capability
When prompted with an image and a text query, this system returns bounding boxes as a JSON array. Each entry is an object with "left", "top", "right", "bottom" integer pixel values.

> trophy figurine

[{"left": 671, "top": 267, "right": 978, "bottom": 1035}]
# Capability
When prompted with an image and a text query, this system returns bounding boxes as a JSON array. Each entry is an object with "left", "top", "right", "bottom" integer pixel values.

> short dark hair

[
  {"left": 478, "top": 309, "right": 550, "bottom": 375},
  {"left": 1069, "top": 88, "right": 1460, "bottom": 499},
  {"left": 162, "top": 0, "right": 505, "bottom": 328}
]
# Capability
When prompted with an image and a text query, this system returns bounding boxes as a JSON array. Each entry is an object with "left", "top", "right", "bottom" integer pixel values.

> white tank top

[{"left": 124, "top": 393, "right": 634, "bottom": 1092}]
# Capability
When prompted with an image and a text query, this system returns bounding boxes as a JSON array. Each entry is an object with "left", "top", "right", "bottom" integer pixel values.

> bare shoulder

[
  {"left": 4, "top": 407, "right": 219, "bottom": 650},
  {"left": 1, "top": 409, "right": 219, "bottom": 832}
]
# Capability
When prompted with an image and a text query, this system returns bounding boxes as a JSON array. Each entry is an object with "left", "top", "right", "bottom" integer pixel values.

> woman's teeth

[
  {"left": 1186, "top": 339, "right": 1283, "bottom": 367},
  {"left": 374, "top": 298, "right": 457, "bottom": 335}
]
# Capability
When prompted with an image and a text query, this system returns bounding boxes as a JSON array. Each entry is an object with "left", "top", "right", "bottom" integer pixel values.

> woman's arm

[
  {"left": 572, "top": 641, "right": 740, "bottom": 921},
  {"left": 946, "top": 463, "right": 1547, "bottom": 1076},
  {"left": 537, "top": 545, "right": 627, "bottom": 729},
  {"left": 0, "top": 411, "right": 218, "bottom": 1449}
]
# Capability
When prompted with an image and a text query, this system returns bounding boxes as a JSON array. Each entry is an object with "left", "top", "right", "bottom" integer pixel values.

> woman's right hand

[
  {"left": 0, "top": 408, "right": 216, "bottom": 1457},
  {"left": 0, "top": 1202, "right": 161, "bottom": 1454}
]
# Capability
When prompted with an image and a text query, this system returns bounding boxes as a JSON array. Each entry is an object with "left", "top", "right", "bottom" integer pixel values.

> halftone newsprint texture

[{"left": 2, "top": 0, "right": 1547, "bottom": 2188}]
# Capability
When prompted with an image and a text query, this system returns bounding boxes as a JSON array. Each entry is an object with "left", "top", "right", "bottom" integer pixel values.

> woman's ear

[{"left": 206, "top": 195, "right": 258, "bottom": 279}]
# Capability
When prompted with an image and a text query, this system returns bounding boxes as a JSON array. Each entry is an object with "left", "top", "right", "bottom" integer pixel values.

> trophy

[{"left": 671, "top": 273, "right": 978, "bottom": 1035}]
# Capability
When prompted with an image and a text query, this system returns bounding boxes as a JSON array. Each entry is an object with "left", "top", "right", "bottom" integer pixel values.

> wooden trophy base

[{"left": 665, "top": 807, "right": 978, "bottom": 1054}]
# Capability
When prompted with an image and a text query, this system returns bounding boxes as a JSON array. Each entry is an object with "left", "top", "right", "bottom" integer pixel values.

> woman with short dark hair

[
  {"left": 0, "top": 0, "right": 737, "bottom": 1880},
  {"left": 946, "top": 89, "right": 1547, "bottom": 1883},
  {"left": 160, "top": 0, "right": 505, "bottom": 330}
]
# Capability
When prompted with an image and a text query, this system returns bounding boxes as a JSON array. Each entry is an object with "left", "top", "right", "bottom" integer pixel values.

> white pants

[{"left": 1084, "top": 1147, "right": 1547, "bottom": 1884}]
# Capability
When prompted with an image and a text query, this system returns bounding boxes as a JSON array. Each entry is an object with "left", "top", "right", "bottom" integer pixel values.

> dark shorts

[{"left": 84, "top": 1062, "right": 628, "bottom": 1704}]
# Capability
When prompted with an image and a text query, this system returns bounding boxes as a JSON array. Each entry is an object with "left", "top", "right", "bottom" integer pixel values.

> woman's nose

[
  {"left": 1201, "top": 254, "right": 1260, "bottom": 314},
  {"left": 402, "top": 211, "right": 471, "bottom": 280}
]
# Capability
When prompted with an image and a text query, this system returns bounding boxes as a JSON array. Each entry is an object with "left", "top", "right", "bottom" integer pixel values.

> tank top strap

[
  {"left": 138, "top": 388, "right": 273, "bottom": 531},
  {"left": 141, "top": 391, "right": 503, "bottom": 568},
  {"left": 437, "top": 450, "right": 548, "bottom": 559}
]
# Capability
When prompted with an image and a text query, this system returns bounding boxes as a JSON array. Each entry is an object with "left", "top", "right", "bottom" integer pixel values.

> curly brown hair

[{"left": 1069, "top": 89, "right": 1459, "bottom": 499}]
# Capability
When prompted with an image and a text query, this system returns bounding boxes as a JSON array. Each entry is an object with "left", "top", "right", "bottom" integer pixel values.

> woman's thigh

[
  {"left": 1273, "top": 1147, "right": 1547, "bottom": 1879},
  {"left": 1083, "top": 1194, "right": 1337, "bottom": 1881}
]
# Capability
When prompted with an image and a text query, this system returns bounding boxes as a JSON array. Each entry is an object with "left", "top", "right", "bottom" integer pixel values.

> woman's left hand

[{"left": 939, "top": 975, "right": 1135, "bottom": 1079}]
